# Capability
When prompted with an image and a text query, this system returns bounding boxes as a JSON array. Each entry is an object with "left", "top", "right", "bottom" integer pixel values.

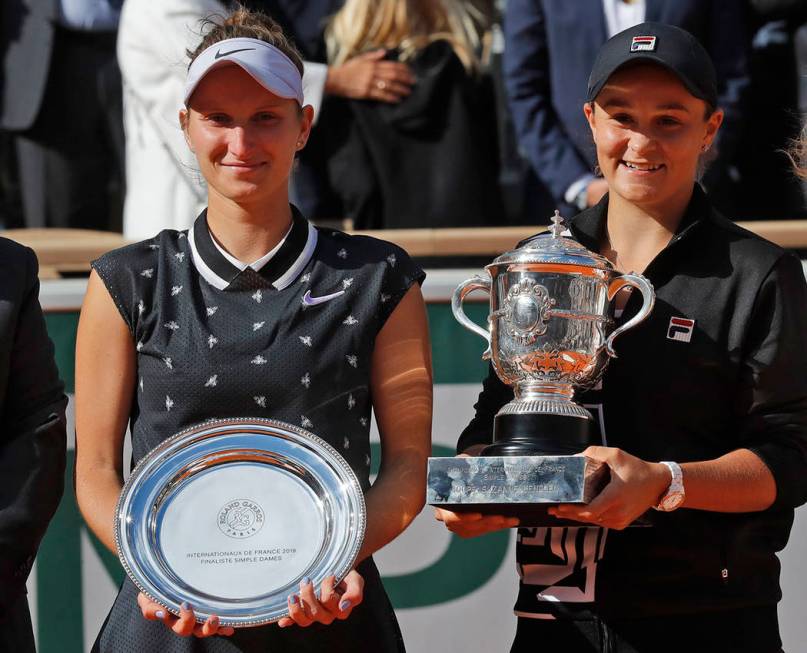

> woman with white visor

[{"left": 76, "top": 7, "right": 431, "bottom": 652}]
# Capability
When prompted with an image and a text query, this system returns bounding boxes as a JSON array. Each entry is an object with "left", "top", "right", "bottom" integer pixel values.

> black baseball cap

[{"left": 587, "top": 22, "right": 718, "bottom": 107}]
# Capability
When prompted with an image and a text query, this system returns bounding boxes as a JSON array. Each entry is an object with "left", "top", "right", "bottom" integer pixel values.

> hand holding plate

[
  {"left": 136, "top": 592, "right": 234, "bottom": 637},
  {"left": 278, "top": 570, "right": 364, "bottom": 628}
]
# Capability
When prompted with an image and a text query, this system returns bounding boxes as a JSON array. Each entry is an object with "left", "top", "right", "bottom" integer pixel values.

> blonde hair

[{"left": 325, "top": 0, "right": 484, "bottom": 72}]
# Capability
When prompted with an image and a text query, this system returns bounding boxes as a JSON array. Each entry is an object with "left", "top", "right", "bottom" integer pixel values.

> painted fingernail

[
  {"left": 181, "top": 601, "right": 192, "bottom": 611},
  {"left": 302, "top": 576, "right": 311, "bottom": 586},
  {"left": 339, "top": 600, "right": 352, "bottom": 611},
  {"left": 289, "top": 594, "right": 298, "bottom": 605},
  {"left": 155, "top": 610, "right": 165, "bottom": 619}
]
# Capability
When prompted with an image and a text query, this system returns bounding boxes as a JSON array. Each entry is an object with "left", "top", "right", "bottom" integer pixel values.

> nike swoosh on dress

[{"left": 302, "top": 290, "right": 345, "bottom": 306}]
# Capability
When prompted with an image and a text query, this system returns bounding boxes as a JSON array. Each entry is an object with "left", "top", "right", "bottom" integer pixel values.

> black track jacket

[{"left": 457, "top": 185, "right": 807, "bottom": 619}]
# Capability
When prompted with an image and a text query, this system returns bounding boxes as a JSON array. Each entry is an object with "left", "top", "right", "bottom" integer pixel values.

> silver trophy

[
  {"left": 428, "top": 212, "right": 655, "bottom": 523},
  {"left": 116, "top": 419, "right": 365, "bottom": 627}
]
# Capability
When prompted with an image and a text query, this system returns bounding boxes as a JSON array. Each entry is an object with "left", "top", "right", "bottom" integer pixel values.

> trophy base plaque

[{"left": 427, "top": 454, "right": 609, "bottom": 526}]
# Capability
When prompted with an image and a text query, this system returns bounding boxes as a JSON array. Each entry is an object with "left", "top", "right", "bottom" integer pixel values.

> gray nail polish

[
  {"left": 302, "top": 576, "right": 311, "bottom": 586},
  {"left": 339, "top": 600, "right": 352, "bottom": 611},
  {"left": 181, "top": 601, "right": 192, "bottom": 611},
  {"left": 155, "top": 610, "right": 165, "bottom": 619},
  {"left": 289, "top": 594, "right": 298, "bottom": 605}
]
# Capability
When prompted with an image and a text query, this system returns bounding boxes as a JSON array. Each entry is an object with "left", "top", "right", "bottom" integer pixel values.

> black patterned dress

[{"left": 90, "top": 207, "right": 424, "bottom": 653}]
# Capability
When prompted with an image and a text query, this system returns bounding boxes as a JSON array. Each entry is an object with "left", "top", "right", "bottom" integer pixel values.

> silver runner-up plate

[{"left": 115, "top": 418, "right": 366, "bottom": 627}]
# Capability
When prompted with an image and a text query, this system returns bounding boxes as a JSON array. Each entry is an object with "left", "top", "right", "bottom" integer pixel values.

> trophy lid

[{"left": 491, "top": 210, "right": 613, "bottom": 270}]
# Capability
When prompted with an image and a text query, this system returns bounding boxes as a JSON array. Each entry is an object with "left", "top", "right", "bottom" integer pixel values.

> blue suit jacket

[{"left": 503, "top": 0, "right": 751, "bottom": 206}]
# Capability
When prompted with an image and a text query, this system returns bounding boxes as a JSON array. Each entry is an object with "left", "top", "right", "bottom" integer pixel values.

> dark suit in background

[
  {"left": 503, "top": 0, "right": 751, "bottom": 218},
  {"left": 240, "top": 0, "right": 342, "bottom": 62},
  {"left": 0, "top": 238, "right": 67, "bottom": 652},
  {"left": 744, "top": 0, "right": 807, "bottom": 218},
  {"left": 0, "top": 0, "right": 125, "bottom": 230},
  {"left": 241, "top": 0, "right": 345, "bottom": 219}
]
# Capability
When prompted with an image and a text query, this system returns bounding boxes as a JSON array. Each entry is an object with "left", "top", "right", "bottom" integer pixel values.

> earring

[{"left": 701, "top": 143, "right": 711, "bottom": 153}]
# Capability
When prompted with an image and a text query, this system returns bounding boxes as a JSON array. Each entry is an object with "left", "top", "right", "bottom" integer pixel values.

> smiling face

[
  {"left": 181, "top": 64, "right": 313, "bottom": 208},
  {"left": 584, "top": 63, "right": 723, "bottom": 213}
]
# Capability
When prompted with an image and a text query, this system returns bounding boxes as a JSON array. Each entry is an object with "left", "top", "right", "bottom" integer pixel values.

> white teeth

[{"left": 624, "top": 161, "right": 661, "bottom": 171}]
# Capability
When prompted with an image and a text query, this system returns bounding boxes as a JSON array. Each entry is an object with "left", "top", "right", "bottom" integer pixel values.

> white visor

[{"left": 184, "top": 37, "right": 304, "bottom": 106}]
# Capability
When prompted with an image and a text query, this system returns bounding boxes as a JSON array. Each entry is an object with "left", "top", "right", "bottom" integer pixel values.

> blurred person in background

[
  {"left": 241, "top": 0, "right": 420, "bottom": 222},
  {"left": 741, "top": 0, "right": 807, "bottom": 219},
  {"left": 503, "top": 0, "right": 750, "bottom": 220},
  {"left": 119, "top": 0, "right": 418, "bottom": 238},
  {"left": 116, "top": 0, "right": 223, "bottom": 241},
  {"left": 801, "top": 43, "right": 807, "bottom": 205},
  {"left": 0, "top": 238, "right": 67, "bottom": 652},
  {"left": 0, "top": 0, "right": 125, "bottom": 231},
  {"left": 740, "top": 0, "right": 807, "bottom": 218},
  {"left": 0, "top": 134, "right": 24, "bottom": 229},
  {"left": 316, "top": 0, "right": 504, "bottom": 229}
]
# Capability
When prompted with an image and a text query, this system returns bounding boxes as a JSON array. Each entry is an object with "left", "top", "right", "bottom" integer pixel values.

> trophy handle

[
  {"left": 452, "top": 275, "right": 493, "bottom": 360},
  {"left": 605, "top": 273, "right": 655, "bottom": 358}
]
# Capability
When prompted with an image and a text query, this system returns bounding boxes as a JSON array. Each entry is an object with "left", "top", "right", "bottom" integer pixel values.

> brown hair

[
  {"left": 188, "top": 5, "right": 304, "bottom": 76},
  {"left": 787, "top": 125, "right": 807, "bottom": 180}
]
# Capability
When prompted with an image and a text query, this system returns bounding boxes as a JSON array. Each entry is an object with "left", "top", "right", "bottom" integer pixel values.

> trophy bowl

[
  {"left": 427, "top": 212, "right": 655, "bottom": 525},
  {"left": 115, "top": 418, "right": 366, "bottom": 627},
  {"left": 452, "top": 211, "right": 655, "bottom": 455}
]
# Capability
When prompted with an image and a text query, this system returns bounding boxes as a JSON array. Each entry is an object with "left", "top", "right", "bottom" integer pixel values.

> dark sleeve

[
  {"left": 456, "top": 363, "right": 514, "bottom": 454},
  {"left": 738, "top": 253, "right": 807, "bottom": 510},
  {"left": 748, "top": 0, "right": 807, "bottom": 22},
  {"left": 0, "top": 248, "right": 67, "bottom": 611},
  {"left": 322, "top": 99, "right": 383, "bottom": 230},
  {"left": 702, "top": 1, "right": 751, "bottom": 186},
  {"left": 502, "top": 0, "right": 591, "bottom": 202},
  {"left": 91, "top": 245, "right": 144, "bottom": 336},
  {"left": 377, "top": 244, "right": 426, "bottom": 330}
]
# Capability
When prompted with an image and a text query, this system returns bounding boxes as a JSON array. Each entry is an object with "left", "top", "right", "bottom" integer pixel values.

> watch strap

[{"left": 653, "top": 461, "right": 684, "bottom": 511}]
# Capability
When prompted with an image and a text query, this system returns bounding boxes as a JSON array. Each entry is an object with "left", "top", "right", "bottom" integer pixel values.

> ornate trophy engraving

[{"left": 427, "top": 212, "right": 655, "bottom": 524}]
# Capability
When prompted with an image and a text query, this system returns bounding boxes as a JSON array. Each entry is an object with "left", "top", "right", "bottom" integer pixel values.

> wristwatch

[{"left": 653, "top": 461, "right": 685, "bottom": 512}]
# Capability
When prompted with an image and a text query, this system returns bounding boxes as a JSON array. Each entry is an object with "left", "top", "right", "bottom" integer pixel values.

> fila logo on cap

[
  {"left": 667, "top": 317, "right": 695, "bottom": 343},
  {"left": 631, "top": 36, "right": 657, "bottom": 52}
]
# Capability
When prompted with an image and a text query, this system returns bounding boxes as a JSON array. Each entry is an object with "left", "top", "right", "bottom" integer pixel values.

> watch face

[{"left": 660, "top": 491, "right": 684, "bottom": 511}]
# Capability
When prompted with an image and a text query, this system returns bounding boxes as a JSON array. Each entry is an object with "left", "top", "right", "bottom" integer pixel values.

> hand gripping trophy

[{"left": 427, "top": 212, "right": 655, "bottom": 524}]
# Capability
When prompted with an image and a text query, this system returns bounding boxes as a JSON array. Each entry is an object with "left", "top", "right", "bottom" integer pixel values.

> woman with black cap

[
  {"left": 75, "top": 7, "right": 431, "bottom": 652},
  {"left": 436, "top": 21, "right": 807, "bottom": 653}
]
